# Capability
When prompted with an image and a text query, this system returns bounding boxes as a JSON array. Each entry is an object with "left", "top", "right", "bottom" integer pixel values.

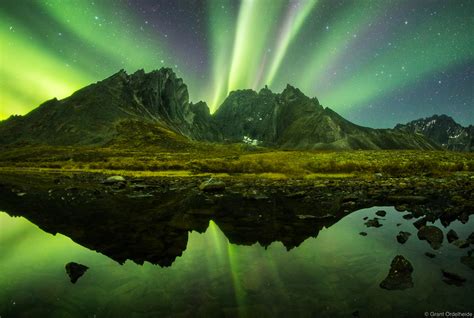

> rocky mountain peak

[
  {"left": 0, "top": 67, "right": 444, "bottom": 150},
  {"left": 395, "top": 114, "right": 472, "bottom": 151}
]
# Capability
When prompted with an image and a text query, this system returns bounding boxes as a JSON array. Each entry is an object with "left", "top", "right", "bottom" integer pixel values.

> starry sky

[{"left": 1, "top": 0, "right": 473, "bottom": 128}]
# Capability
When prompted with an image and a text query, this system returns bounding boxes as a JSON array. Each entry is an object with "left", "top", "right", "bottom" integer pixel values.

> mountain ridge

[
  {"left": 0, "top": 68, "right": 442, "bottom": 150},
  {"left": 395, "top": 114, "right": 473, "bottom": 152}
]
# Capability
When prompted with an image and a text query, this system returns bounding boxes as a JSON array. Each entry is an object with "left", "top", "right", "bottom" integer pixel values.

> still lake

[{"left": 0, "top": 206, "right": 473, "bottom": 317}]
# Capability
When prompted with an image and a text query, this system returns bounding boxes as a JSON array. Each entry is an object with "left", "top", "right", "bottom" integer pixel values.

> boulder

[
  {"left": 364, "top": 218, "right": 382, "bottom": 228},
  {"left": 417, "top": 225, "right": 443, "bottom": 250},
  {"left": 65, "top": 262, "right": 89, "bottom": 284},
  {"left": 452, "top": 240, "right": 470, "bottom": 249},
  {"left": 468, "top": 232, "right": 474, "bottom": 245},
  {"left": 396, "top": 231, "right": 411, "bottom": 244},
  {"left": 460, "top": 255, "right": 474, "bottom": 270},
  {"left": 441, "top": 270, "right": 466, "bottom": 286},
  {"left": 379, "top": 255, "right": 414, "bottom": 290},
  {"left": 103, "top": 176, "right": 126, "bottom": 184},
  {"left": 446, "top": 229, "right": 459, "bottom": 243},
  {"left": 375, "top": 210, "right": 386, "bottom": 217},
  {"left": 413, "top": 217, "right": 427, "bottom": 229},
  {"left": 199, "top": 178, "right": 226, "bottom": 192}
]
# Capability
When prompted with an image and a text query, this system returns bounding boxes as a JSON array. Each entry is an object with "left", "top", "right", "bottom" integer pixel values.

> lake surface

[{"left": 0, "top": 206, "right": 473, "bottom": 317}]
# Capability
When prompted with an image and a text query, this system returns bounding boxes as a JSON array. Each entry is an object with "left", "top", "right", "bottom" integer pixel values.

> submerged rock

[
  {"left": 425, "top": 252, "right": 436, "bottom": 258},
  {"left": 441, "top": 270, "right": 466, "bottom": 286},
  {"left": 468, "top": 233, "right": 474, "bottom": 245},
  {"left": 65, "top": 262, "right": 89, "bottom": 284},
  {"left": 397, "top": 231, "right": 411, "bottom": 244},
  {"left": 452, "top": 240, "right": 470, "bottom": 249},
  {"left": 460, "top": 255, "right": 474, "bottom": 270},
  {"left": 417, "top": 225, "right": 443, "bottom": 250},
  {"left": 380, "top": 255, "right": 414, "bottom": 290},
  {"left": 359, "top": 232, "right": 368, "bottom": 236},
  {"left": 364, "top": 218, "right": 382, "bottom": 228},
  {"left": 375, "top": 210, "right": 386, "bottom": 217},
  {"left": 394, "top": 205, "right": 407, "bottom": 212},
  {"left": 413, "top": 217, "right": 427, "bottom": 229},
  {"left": 199, "top": 178, "right": 226, "bottom": 192},
  {"left": 447, "top": 229, "right": 459, "bottom": 243}
]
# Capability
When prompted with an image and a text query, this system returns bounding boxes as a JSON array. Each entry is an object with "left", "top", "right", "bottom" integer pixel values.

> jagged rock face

[
  {"left": 213, "top": 87, "right": 280, "bottom": 145},
  {"left": 215, "top": 85, "right": 438, "bottom": 150},
  {"left": 0, "top": 68, "right": 441, "bottom": 150},
  {"left": 0, "top": 68, "right": 218, "bottom": 145},
  {"left": 395, "top": 114, "right": 473, "bottom": 151}
]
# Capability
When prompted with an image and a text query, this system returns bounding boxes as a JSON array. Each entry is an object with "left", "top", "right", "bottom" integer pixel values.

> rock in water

[
  {"left": 402, "top": 214, "right": 414, "bottom": 220},
  {"left": 413, "top": 217, "right": 427, "bottom": 229},
  {"left": 417, "top": 225, "right": 443, "bottom": 250},
  {"left": 375, "top": 210, "right": 386, "bottom": 217},
  {"left": 364, "top": 218, "right": 382, "bottom": 228},
  {"left": 441, "top": 270, "right": 466, "bottom": 286},
  {"left": 468, "top": 232, "right": 474, "bottom": 245},
  {"left": 452, "top": 240, "right": 470, "bottom": 249},
  {"left": 103, "top": 176, "right": 126, "bottom": 184},
  {"left": 65, "top": 262, "right": 89, "bottom": 284},
  {"left": 199, "top": 178, "right": 226, "bottom": 192},
  {"left": 380, "top": 255, "right": 414, "bottom": 290},
  {"left": 447, "top": 229, "right": 459, "bottom": 243},
  {"left": 460, "top": 255, "right": 474, "bottom": 270},
  {"left": 396, "top": 231, "right": 411, "bottom": 244}
]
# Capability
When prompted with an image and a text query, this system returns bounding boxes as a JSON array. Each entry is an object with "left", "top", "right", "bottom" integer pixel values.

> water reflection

[{"left": 0, "top": 203, "right": 473, "bottom": 317}]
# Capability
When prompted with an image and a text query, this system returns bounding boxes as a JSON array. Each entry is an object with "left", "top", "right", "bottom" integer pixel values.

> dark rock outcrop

[{"left": 380, "top": 255, "right": 414, "bottom": 290}]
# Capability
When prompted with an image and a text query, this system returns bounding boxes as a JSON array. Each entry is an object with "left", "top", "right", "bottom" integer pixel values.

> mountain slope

[
  {"left": 215, "top": 85, "right": 439, "bottom": 150},
  {"left": 0, "top": 68, "right": 220, "bottom": 146},
  {"left": 0, "top": 68, "right": 440, "bottom": 150},
  {"left": 395, "top": 115, "right": 473, "bottom": 151}
]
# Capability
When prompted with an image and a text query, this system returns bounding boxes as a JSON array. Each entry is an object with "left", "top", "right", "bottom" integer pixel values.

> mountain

[
  {"left": 0, "top": 68, "right": 220, "bottom": 146},
  {"left": 395, "top": 115, "right": 473, "bottom": 151},
  {"left": 0, "top": 68, "right": 439, "bottom": 150},
  {"left": 214, "top": 85, "right": 438, "bottom": 150}
]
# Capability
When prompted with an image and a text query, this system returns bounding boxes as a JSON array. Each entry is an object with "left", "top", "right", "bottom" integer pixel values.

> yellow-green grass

[{"left": 0, "top": 145, "right": 473, "bottom": 178}]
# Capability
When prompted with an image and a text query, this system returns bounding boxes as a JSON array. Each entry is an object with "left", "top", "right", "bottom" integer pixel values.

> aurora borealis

[{"left": 1, "top": 0, "right": 473, "bottom": 127}]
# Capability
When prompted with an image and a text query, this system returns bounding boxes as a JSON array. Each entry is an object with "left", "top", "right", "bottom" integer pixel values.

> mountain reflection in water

[{"left": 0, "top": 201, "right": 473, "bottom": 317}]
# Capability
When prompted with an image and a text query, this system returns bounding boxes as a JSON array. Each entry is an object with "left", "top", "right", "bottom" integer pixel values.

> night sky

[{"left": 1, "top": 0, "right": 473, "bottom": 128}]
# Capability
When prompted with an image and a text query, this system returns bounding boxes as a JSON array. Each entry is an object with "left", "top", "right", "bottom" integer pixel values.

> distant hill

[
  {"left": 395, "top": 115, "right": 473, "bottom": 152},
  {"left": 0, "top": 68, "right": 439, "bottom": 150}
]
